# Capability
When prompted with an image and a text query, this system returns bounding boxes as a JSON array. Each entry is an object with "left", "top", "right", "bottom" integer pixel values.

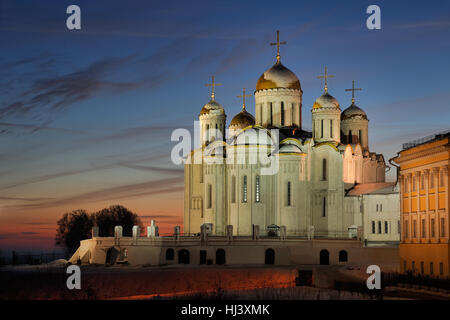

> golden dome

[
  {"left": 230, "top": 107, "right": 255, "bottom": 128},
  {"left": 312, "top": 93, "right": 340, "bottom": 110},
  {"left": 256, "top": 61, "right": 301, "bottom": 91},
  {"left": 200, "top": 99, "right": 225, "bottom": 116},
  {"left": 341, "top": 103, "right": 367, "bottom": 120}
]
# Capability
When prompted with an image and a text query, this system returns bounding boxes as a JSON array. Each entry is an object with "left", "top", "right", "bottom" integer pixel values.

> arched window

[
  {"left": 231, "top": 175, "right": 236, "bottom": 203},
  {"left": 216, "top": 249, "right": 226, "bottom": 265},
  {"left": 321, "top": 119, "right": 324, "bottom": 138},
  {"left": 287, "top": 181, "right": 291, "bottom": 206},
  {"left": 339, "top": 250, "right": 348, "bottom": 262},
  {"left": 242, "top": 175, "right": 248, "bottom": 203},
  {"left": 440, "top": 170, "right": 444, "bottom": 187},
  {"left": 322, "top": 197, "right": 326, "bottom": 217},
  {"left": 322, "top": 159, "right": 327, "bottom": 181},
  {"left": 330, "top": 120, "right": 333, "bottom": 138},
  {"left": 207, "top": 184, "right": 212, "bottom": 208},
  {"left": 265, "top": 248, "right": 275, "bottom": 265},
  {"left": 270, "top": 103, "right": 273, "bottom": 125},
  {"left": 255, "top": 175, "right": 260, "bottom": 203},
  {"left": 281, "top": 102, "right": 285, "bottom": 126},
  {"left": 359, "top": 130, "right": 362, "bottom": 144},
  {"left": 348, "top": 130, "right": 352, "bottom": 144},
  {"left": 178, "top": 249, "right": 190, "bottom": 264},
  {"left": 320, "top": 249, "right": 329, "bottom": 265},
  {"left": 206, "top": 124, "right": 209, "bottom": 143},
  {"left": 430, "top": 172, "right": 435, "bottom": 188},
  {"left": 166, "top": 248, "right": 174, "bottom": 260}
]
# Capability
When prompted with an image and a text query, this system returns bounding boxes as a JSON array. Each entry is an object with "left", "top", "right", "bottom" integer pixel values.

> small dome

[
  {"left": 278, "top": 144, "right": 303, "bottom": 154},
  {"left": 230, "top": 108, "right": 255, "bottom": 129},
  {"left": 341, "top": 104, "right": 367, "bottom": 120},
  {"left": 256, "top": 61, "right": 301, "bottom": 91},
  {"left": 313, "top": 93, "right": 340, "bottom": 110},
  {"left": 200, "top": 99, "right": 225, "bottom": 116}
]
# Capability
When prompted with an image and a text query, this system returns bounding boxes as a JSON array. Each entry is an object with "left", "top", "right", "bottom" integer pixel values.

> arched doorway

[
  {"left": 265, "top": 248, "right": 275, "bottom": 265},
  {"left": 320, "top": 249, "right": 329, "bottom": 265},
  {"left": 165, "top": 248, "right": 174, "bottom": 261},
  {"left": 216, "top": 249, "right": 226, "bottom": 265},
  {"left": 178, "top": 249, "right": 190, "bottom": 264},
  {"left": 339, "top": 250, "right": 348, "bottom": 262},
  {"left": 105, "top": 247, "right": 119, "bottom": 265}
]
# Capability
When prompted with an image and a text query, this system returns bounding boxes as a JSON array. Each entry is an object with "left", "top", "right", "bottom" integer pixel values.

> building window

[
  {"left": 378, "top": 221, "right": 382, "bottom": 234},
  {"left": 165, "top": 248, "right": 174, "bottom": 260},
  {"left": 323, "top": 197, "right": 326, "bottom": 217},
  {"left": 322, "top": 159, "right": 327, "bottom": 181},
  {"left": 281, "top": 102, "right": 285, "bottom": 126},
  {"left": 270, "top": 103, "right": 273, "bottom": 125},
  {"left": 376, "top": 204, "right": 378, "bottom": 212},
  {"left": 372, "top": 221, "right": 376, "bottom": 234},
  {"left": 440, "top": 262, "right": 444, "bottom": 275},
  {"left": 349, "top": 130, "right": 352, "bottom": 144},
  {"left": 405, "top": 220, "right": 409, "bottom": 239},
  {"left": 330, "top": 120, "right": 333, "bottom": 138},
  {"left": 441, "top": 217, "right": 445, "bottom": 237},
  {"left": 413, "top": 220, "right": 417, "bottom": 238},
  {"left": 338, "top": 250, "right": 348, "bottom": 262},
  {"left": 207, "top": 184, "right": 212, "bottom": 209},
  {"left": 385, "top": 221, "right": 388, "bottom": 234},
  {"left": 287, "top": 182, "right": 291, "bottom": 206},
  {"left": 420, "top": 261, "right": 424, "bottom": 274},
  {"left": 413, "top": 176, "right": 417, "bottom": 192},
  {"left": 231, "top": 175, "right": 236, "bottom": 203},
  {"left": 380, "top": 204, "right": 382, "bottom": 212},
  {"left": 420, "top": 173, "right": 425, "bottom": 190},
  {"left": 255, "top": 175, "right": 260, "bottom": 203},
  {"left": 321, "top": 119, "right": 324, "bottom": 138},
  {"left": 206, "top": 124, "right": 209, "bottom": 143},
  {"left": 430, "top": 172, "right": 435, "bottom": 188},
  {"left": 242, "top": 175, "right": 247, "bottom": 203},
  {"left": 430, "top": 262, "right": 434, "bottom": 275},
  {"left": 358, "top": 130, "right": 362, "bottom": 145},
  {"left": 440, "top": 170, "right": 444, "bottom": 187},
  {"left": 421, "top": 219, "right": 426, "bottom": 238},
  {"left": 431, "top": 218, "right": 435, "bottom": 237}
]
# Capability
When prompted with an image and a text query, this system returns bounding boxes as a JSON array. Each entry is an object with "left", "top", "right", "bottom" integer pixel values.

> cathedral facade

[{"left": 184, "top": 34, "right": 387, "bottom": 238}]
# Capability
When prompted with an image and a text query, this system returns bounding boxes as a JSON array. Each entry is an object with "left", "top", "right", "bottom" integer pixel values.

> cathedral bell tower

[
  {"left": 199, "top": 76, "right": 226, "bottom": 146},
  {"left": 311, "top": 67, "right": 341, "bottom": 144}
]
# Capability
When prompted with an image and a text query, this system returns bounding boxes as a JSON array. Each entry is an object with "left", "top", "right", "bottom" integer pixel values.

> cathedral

[{"left": 184, "top": 31, "right": 388, "bottom": 238}]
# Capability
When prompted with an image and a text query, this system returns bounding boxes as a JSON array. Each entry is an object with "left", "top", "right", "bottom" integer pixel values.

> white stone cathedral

[{"left": 184, "top": 32, "right": 388, "bottom": 238}]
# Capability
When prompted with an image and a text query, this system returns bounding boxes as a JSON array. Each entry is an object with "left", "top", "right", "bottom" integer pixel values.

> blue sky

[{"left": 0, "top": 0, "right": 449, "bottom": 251}]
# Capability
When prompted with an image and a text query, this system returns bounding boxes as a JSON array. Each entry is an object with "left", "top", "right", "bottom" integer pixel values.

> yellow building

[{"left": 393, "top": 131, "right": 449, "bottom": 277}]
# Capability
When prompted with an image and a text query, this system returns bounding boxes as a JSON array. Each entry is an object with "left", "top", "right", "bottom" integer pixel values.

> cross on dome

[
  {"left": 237, "top": 88, "right": 252, "bottom": 110},
  {"left": 317, "top": 66, "right": 335, "bottom": 94},
  {"left": 345, "top": 80, "right": 362, "bottom": 104},
  {"left": 205, "top": 75, "right": 222, "bottom": 100},
  {"left": 270, "top": 30, "right": 287, "bottom": 63}
]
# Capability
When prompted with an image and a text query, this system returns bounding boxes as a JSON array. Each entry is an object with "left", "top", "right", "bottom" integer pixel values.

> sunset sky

[{"left": 1, "top": 0, "right": 449, "bottom": 253}]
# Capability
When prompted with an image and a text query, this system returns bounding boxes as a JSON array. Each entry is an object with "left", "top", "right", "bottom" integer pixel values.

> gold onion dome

[
  {"left": 230, "top": 107, "right": 255, "bottom": 128},
  {"left": 312, "top": 92, "right": 340, "bottom": 110},
  {"left": 200, "top": 99, "right": 225, "bottom": 116},
  {"left": 341, "top": 104, "right": 367, "bottom": 120},
  {"left": 256, "top": 61, "right": 301, "bottom": 91}
]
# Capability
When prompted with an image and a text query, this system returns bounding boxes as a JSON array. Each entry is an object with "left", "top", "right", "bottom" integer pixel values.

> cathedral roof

[
  {"left": 312, "top": 92, "right": 340, "bottom": 110},
  {"left": 341, "top": 103, "right": 367, "bottom": 120},
  {"left": 256, "top": 61, "right": 301, "bottom": 91},
  {"left": 200, "top": 99, "right": 225, "bottom": 116},
  {"left": 229, "top": 107, "right": 255, "bottom": 129}
]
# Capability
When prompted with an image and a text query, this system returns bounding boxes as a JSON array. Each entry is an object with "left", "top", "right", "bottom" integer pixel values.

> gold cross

[
  {"left": 345, "top": 80, "right": 362, "bottom": 104},
  {"left": 205, "top": 75, "right": 222, "bottom": 100},
  {"left": 317, "top": 66, "right": 335, "bottom": 93},
  {"left": 270, "top": 30, "right": 287, "bottom": 63},
  {"left": 237, "top": 88, "right": 252, "bottom": 110}
]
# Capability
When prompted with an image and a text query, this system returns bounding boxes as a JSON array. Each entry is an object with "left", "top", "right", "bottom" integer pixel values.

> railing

[{"left": 402, "top": 130, "right": 450, "bottom": 150}]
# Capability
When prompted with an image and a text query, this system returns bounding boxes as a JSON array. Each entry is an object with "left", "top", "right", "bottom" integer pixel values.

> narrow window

[
  {"left": 413, "top": 220, "right": 417, "bottom": 238},
  {"left": 421, "top": 219, "right": 426, "bottom": 238},
  {"left": 405, "top": 220, "right": 409, "bottom": 239},
  {"left": 291, "top": 103, "right": 294, "bottom": 125},
  {"left": 430, "top": 172, "right": 435, "bottom": 188},
  {"left": 321, "top": 119, "right": 324, "bottom": 138},
  {"left": 281, "top": 102, "right": 285, "bottom": 126},
  {"left": 322, "top": 197, "right": 326, "bottom": 217},
  {"left": 431, "top": 218, "right": 435, "bottom": 237},
  {"left": 413, "top": 176, "right": 416, "bottom": 191},
  {"left": 322, "top": 158, "right": 327, "bottom": 181},
  {"left": 358, "top": 130, "right": 362, "bottom": 144},
  {"left": 206, "top": 124, "right": 209, "bottom": 143},
  {"left": 380, "top": 204, "right": 383, "bottom": 212},
  {"left": 440, "top": 170, "right": 444, "bottom": 187},
  {"left": 242, "top": 175, "right": 247, "bottom": 203},
  {"left": 420, "top": 173, "right": 424, "bottom": 190},
  {"left": 207, "top": 184, "right": 212, "bottom": 209},
  {"left": 372, "top": 221, "right": 375, "bottom": 234},
  {"left": 287, "top": 182, "right": 291, "bottom": 206},
  {"left": 376, "top": 204, "right": 378, "bottom": 212},
  {"left": 440, "top": 262, "right": 443, "bottom": 275},
  {"left": 430, "top": 262, "right": 434, "bottom": 275},
  {"left": 255, "top": 175, "right": 260, "bottom": 203},
  {"left": 349, "top": 130, "right": 352, "bottom": 144},
  {"left": 270, "top": 103, "right": 273, "bottom": 125},
  {"left": 231, "top": 175, "right": 236, "bottom": 203},
  {"left": 385, "top": 221, "right": 388, "bottom": 234},
  {"left": 330, "top": 120, "right": 333, "bottom": 138},
  {"left": 420, "top": 261, "right": 424, "bottom": 274},
  {"left": 378, "top": 221, "right": 382, "bottom": 234},
  {"left": 441, "top": 217, "right": 445, "bottom": 237}
]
